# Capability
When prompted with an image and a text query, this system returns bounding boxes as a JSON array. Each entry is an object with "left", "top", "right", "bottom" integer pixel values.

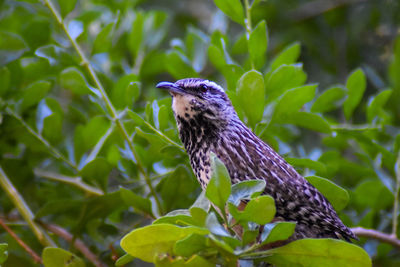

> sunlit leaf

[
  {"left": 42, "top": 247, "right": 85, "bottom": 267},
  {"left": 343, "top": 68, "right": 366, "bottom": 120},
  {"left": 213, "top": 0, "right": 244, "bottom": 25},
  {"left": 120, "top": 224, "right": 209, "bottom": 263},
  {"left": 270, "top": 42, "right": 301, "bottom": 71}
]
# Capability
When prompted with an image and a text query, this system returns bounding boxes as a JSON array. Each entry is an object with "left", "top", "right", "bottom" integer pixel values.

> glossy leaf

[
  {"left": 20, "top": 80, "right": 51, "bottom": 112},
  {"left": 174, "top": 233, "right": 208, "bottom": 257},
  {"left": 0, "top": 32, "right": 28, "bottom": 66},
  {"left": 0, "top": 243, "right": 7, "bottom": 264},
  {"left": 115, "top": 254, "right": 135, "bottom": 267},
  {"left": 367, "top": 89, "right": 392, "bottom": 123},
  {"left": 120, "top": 187, "right": 153, "bottom": 216},
  {"left": 165, "top": 50, "right": 197, "bottom": 79},
  {"left": 249, "top": 20, "right": 268, "bottom": 69},
  {"left": 60, "top": 67, "right": 97, "bottom": 96},
  {"left": 305, "top": 176, "right": 349, "bottom": 211},
  {"left": 265, "top": 64, "right": 307, "bottom": 102},
  {"left": 237, "top": 70, "right": 265, "bottom": 126},
  {"left": 271, "top": 85, "right": 316, "bottom": 123},
  {"left": 213, "top": 0, "right": 244, "bottom": 25},
  {"left": 311, "top": 86, "right": 346, "bottom": 113},
  {"left": 228, "top": 179, "right": 266, "bottom": 205},
  {"left": 42, "top": 247, "right": 85, "bottom": 267},
  {"left": 120, "top": 224, "right": 209, "bottom": 262},
  {"left": 57, "top": 0, "right": 77, "bottom": 18},
  {"left": 205, "top": 153, "right": 231, "bottom": 211},
  {"left": 92, "top": 22, "right": 115, "bottom": 55},
  {"left": 265, "top": 239, "right": 372, "bottom": 267},
  {"left": 270, "top": 42, "right": 301, "bottom": 71},
  {"left": 343, "top": 69, "right": 366, "bottom": 120},
  {"left": 242, "top": 195, "right": 275, "bottom": 225},
  {"left": 261, "top": 222, "right": 296, "bottom": 245}
]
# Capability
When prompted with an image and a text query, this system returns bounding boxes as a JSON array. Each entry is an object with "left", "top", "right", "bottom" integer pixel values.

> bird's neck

[{"left": 177, "top": 114, "right": 267, "bottom": 188}]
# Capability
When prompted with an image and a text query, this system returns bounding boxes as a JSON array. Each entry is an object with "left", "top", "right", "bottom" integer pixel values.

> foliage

[{"left": 0, "top": 0, "right": 399, "bottom": 266}]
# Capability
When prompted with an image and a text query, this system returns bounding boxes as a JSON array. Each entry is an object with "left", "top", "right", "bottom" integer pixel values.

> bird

[{"left": 156, "top": 78, "right": 357, "bottom": 241}]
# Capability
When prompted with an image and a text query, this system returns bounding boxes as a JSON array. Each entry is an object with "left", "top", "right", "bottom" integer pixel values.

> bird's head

[{"left": 156, "top": 78, "right": 236, "bottom": 129}]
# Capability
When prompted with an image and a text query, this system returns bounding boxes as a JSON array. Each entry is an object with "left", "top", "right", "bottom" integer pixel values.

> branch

[
  {"left": 392, "top": 153, "right": 400, "bottom": 237},
  {"left": 40, "top": 222, "right": 107, "bottom": 267},
  {"left": 0, "top": 166, "right": 55, "bottom": 247},
  {"left": 34, "top": 169, "right": 103, "bottom": 196},
  {"left": 5, "top": 107, "right": 78, "bottom": 171},
  {"left": 351, "top": 227, "right": 400, "bottom": 249},
  {"left": 0, "top": 218, "right": 42, "bottom": 264},
  {"left": 42, "top": 0, "right": 164, "bottom": 215}
]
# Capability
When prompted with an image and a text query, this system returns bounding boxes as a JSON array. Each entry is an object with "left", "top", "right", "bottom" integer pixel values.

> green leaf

[
  {"left": 0, "top": 243, "right": 7, "bottom": 264},
  {"left": 92, "top": 22, "right": 115, "bottom": 54},
  {"left": 35, "top": 44, "right": 74, "bottom": 66},
  {"left": 155, "top": 254, "right": 214, "bottom": 267},
  {"left": 154, "top": 212, "right": 197, "bottom": 226},
  {"left": 228, "top": 180, "right": 266, "bottom": 205},
  {"left": 111, "top": 74, "right": 140, "bottom": 109},
  {"left": 249, "top": 20, "right": 268, "bottom": 69},
  {"left": 80, "top": 158, "right": 112, "bottom": 190},
  {"left": 265, "top": 64, "right": 307, "bottom": 103},
  {"left": 19, "top": 80, "right": 51, "bottom": 112},
  {"left": 286, "top": 158, "right": 327, "bottom": 176},
  {"left": 270, "top": 42, "right": 301, "bottom": 71},
  {"left": 165, "top": 50, "right": 197, "bottom": 79},
  {"left": 354, "top": 180, "right": 394, "bottom": 210},
  {"left": 241, "top": 195, "right": 275, "bottom": 225},
  {"left": 0, "top": 32, "right": 28, "bottom": 66},
  {"left": 174, "top": 233, "right": 208, "bottom": 257},
  {"left": 120, "top": 187, "right": 153, "bottom": 217},
  {"left": 205, "top": 153, "right": 231, "bottom": 211},
  {"left": 128, "top": 12, "right": 144, "bottom": 57},
  {"left": 115, "top": 254, "right": 135, "bottom": 267},
  {"left": 60, "top": 67, "right": 97, "bottom": 96},
  {"left": 367, "top": 89, "right": 392, "bottom": 123},
  {"left": 343, "top": 68, "right": 366, "bottom": 120},
  {"left": 305, "top": 176, "right": 349, "bottom": 211},
  {"left": 213, "top": 0, "right": 244, "bottom": 25},
  {"left": 42, "top": 247, "right": 85, "bottom": 267},
  {"left": 120, "top": 224, "right": 209, "bottom": 263},
  {"left": 261, "top": 222, "right": 296, "bottom": 245},
  {"left": 311, "top": 86, "right": 346, "bottom": 113},
  {"left": 0, "top": 67, "right": 10, "bottom": 96},
  {"left": 271, "top": 85, "right": 317, "bottom": 123},
  {"left": 57, "top": 0, "right": 77, "bottom": 18},
  {"left": 236, "top": 70, "right": 265, "bottom": 126},
  {"left": 127, "top": 110, "right": 145, "bottom": 126},
  {"left": 283, "top": 112, "right": 331, "bottom": 133},
  {"left": 206, "top": 212, "right": 230, "bottom": 237},
  {"left": 265, "top": 239, "right": 371, "bottom": 267}
]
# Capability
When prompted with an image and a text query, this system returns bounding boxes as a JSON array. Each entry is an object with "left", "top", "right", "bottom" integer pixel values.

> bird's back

[{"left": 211, "top": 118, "right": 357, "bottom": 241}]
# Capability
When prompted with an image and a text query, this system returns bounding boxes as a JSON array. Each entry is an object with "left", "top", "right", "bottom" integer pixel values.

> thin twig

[
  {"left": 5, "top": 107, "right": 78, "bottom": 171},
  {"left": 351, "top": 227, "right": 400, "bottom": 250},
  {"left": 0, "top": 166, "right": 55, "bottom": 247},
  {"left": 142, "top": 120, "right": 185, "bottom": 151},
  {"left": 40, "top": 222, "right": 107, "bottom": 267},
  {"left": 34, "top": 169, "right": 103, "bottom": 196},
  {"left": 0, "top": 218, "right": 42, "bottom": 264},
  {"left": 392, "top": 153, "right": 400, "bottom": 237},
  {"left": 42, "top": 0, "right": 164, "bottom": 215}
]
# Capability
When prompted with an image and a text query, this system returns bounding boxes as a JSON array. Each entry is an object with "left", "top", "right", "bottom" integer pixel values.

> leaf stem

[
  {"left": 42, "top": 0, "right": 164, "bottom": 215},
  {"left": 0, "top": 166, "right": 56, "bottom": 247},
  {"left": 244, "top": 0, "right": 255, "bottom": 69},
  {"left": 392, "top": 153, "right": 400, "bottom": 237},
  {"left": 5, "top": 107, "right": 78, "bottom": 171},
  {"left": 142, "top": 120, "right": 184, "bottom": 151},
  {"left": 34, "top": 169, "right": 104, "bottom": 196}
]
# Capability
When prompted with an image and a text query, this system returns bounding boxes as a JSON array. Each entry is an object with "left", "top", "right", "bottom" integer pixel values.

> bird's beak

[{"left": 156, "top": 81, "right": 186, "bottom": 96}]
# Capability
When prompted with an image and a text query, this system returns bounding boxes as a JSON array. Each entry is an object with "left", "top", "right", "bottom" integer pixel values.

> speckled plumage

[{"left": 157, "top": 78, "right": 357, "bottom": 241}]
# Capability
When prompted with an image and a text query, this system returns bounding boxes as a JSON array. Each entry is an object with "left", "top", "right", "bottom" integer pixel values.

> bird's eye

[{"left": 200, "top": 84, "right": 208, "bottom": 93}]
